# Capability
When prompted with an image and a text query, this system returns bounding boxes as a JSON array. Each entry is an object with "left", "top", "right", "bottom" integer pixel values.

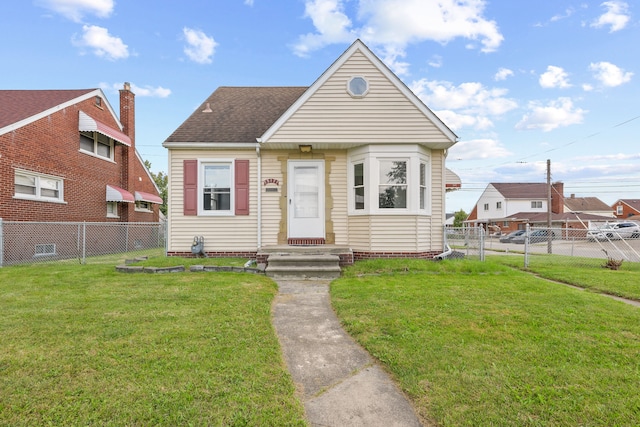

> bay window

[{"left": 348, "top": 145, "right": 431, "bottom": 214}]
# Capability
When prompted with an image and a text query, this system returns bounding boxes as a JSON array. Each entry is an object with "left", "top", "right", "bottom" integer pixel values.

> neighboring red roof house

[
  {"left": 466, "top": 182, "right": 614, "bottom": 233},
  {"left": 0, "top": 84, "right": 161, "bottom": 222},
  {"left": 612, "top": 199, "right": 640, "bottom": 219}
]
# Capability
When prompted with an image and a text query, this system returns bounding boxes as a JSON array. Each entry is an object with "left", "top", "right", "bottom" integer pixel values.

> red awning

[
  {"left": 106, "top": 185, "right": 135, "bottom": 203},
  {"left": 79, "top": 111, "right": 131, "bottom": 146},
  {"left": 135, "top": 191, "right": 163, "bottom": 204}
]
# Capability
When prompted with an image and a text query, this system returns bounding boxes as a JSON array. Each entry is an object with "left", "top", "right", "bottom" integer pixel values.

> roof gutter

[{"left": 162, "top": 142, "right": 259, "bottom": 149}]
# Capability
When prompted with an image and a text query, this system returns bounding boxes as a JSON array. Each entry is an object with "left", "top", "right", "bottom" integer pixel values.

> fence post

[
  {"left": 0, "top": 218, "right": 3, "bottom": 268},
  {"left": 82, "top": 221, "right": 87, "bottom": 264},
  {"left": 479, "top": 227, "right": 485, "bottom": 262},
  {"left": 524, "top": 224, "right": 530, "bottom": 268}
]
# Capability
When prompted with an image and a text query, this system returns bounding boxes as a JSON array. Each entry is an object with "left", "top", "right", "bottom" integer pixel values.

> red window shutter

[
  {"left": 235, "top": 159, "right": 250, "bottom": 215},
  {"left": 183, "top": 160, "right": 198, "bottom": 216}
]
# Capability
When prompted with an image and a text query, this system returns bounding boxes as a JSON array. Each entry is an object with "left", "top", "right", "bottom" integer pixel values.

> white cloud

[
  {"left": 589, "top": 61, "right": 633, "bottom": 87},
  {"left": 183, "top": 28, "right": 217, "bottom": 64},
  {"left": 516, "top": 97, "right": 586, "bottom": 132},
  {"left": 293, "top": 0, "right": 504, "bottom": 73},
  {"left": 100, "top": 82, "right": 172, "bottom": 98},
  {"left": 494, "top": 67, "right": 513, "bottom": 81},
  {"left": 550, "top": 7, "right": 575, "bottom": 22},
  {"left": 73, "top": 25, "right": 128, "bottom": 60},
  {"left": 428, "top": 55, "right": 443, "bottom": 68},
  {"left": 292, "top": 0, "right": 355, "bottom": 57},
  {"left": 591, "top": 1, "right": 630, "bottom": 32},
  {"left": 411, "top": 79, "right": 518, "bottom": 116},
  {"left": 448, "top": 138, "right": 512, "bottom": 160},
  {"left": 434, "top": 110, "right": 494, "bottom": 131},
  {"left": 244, "top": 0, "right": 254, "bottom": 5},
  {"left": 539, "top": 65, "right": 571, "bottom": 89},
  {"left": 130, "top": 84, "right": 171, "bottom": 98},
  {"left": 37, "top": 0, "right": 114, "bottom": 22}
]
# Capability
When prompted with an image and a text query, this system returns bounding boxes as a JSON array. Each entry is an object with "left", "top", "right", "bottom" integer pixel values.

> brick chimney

[
  {"left": 551, "top": 181, "right": 564, "bottom": 214},
  {"left": 119, "top": 82, "right": 136, "bottom": 220}
]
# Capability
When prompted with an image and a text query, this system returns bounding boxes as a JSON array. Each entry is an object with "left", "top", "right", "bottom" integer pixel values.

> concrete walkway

[{"left": 272, "top": 279, "right": 424, "bottom": 427}]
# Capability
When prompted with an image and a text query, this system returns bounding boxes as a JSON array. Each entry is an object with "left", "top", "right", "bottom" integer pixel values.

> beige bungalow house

[{"left": 163, "top": 40, "right": 458, "bottom": 264}]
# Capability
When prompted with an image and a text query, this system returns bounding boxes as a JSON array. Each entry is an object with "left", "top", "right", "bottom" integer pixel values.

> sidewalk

[{"left": 272, "top": 279, "right": 424, "bottom": 427}]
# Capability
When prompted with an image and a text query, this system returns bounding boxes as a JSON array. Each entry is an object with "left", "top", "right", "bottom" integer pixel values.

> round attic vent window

[{"left": 347, "top": 76, "right": 369, "bottom": 98}]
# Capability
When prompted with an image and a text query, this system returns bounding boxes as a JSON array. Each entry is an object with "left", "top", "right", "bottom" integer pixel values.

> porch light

[{"left": 299, "top": 145, "right": 312, "bottom": 153}]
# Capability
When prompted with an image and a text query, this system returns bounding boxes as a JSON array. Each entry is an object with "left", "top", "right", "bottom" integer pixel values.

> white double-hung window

[
  {"left": 348, "top": 145, "right": 430, "bottom": 215},
  {"left": 199, "top": 160, "right": 233, "bottom": 215},
  {"left": 14, "top": 169, "right": 64, "bottom": 203}
]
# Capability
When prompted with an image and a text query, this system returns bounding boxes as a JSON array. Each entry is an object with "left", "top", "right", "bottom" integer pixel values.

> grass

[
  {"left": 5, "top": 251, "right": 640, "bottom": 426},
  {"left": 0, "top": 259, "right": 306, "bottom": 426},
  {"left": 491, "top": 254, "right": 640, "bottom": 301},
  {"left": 331, "top": 258, "right": 640, "bottom": 426}
]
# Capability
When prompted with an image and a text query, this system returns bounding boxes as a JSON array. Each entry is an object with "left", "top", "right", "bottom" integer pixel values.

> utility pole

[{"left": 547, "top": 159, "right": 552, "bottom": 254}]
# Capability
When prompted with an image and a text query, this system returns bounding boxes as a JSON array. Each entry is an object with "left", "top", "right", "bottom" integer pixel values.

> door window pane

[{"left": 294, "top": 166, "right": 319, "bottom": 218}]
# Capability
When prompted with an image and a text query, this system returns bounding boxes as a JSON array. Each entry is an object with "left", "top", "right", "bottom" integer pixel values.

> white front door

[{"left": 288, "top": 160, "right": 325, "bottom": 239}]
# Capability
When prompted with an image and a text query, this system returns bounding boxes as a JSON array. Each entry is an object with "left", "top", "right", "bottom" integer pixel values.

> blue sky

[{"left": 2, "top": 0, "right": 639, "bottom": 213}]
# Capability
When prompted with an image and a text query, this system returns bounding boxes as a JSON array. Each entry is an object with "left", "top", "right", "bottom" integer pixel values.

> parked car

[
  {"left": 511, "top": 229, "right": 557, "bottom": 244},
  {"left": 499, "top": 230, "right": 526, "bottom": 243},
  {"left": 587, "top": 221, "right": 640, "bottom": 241}
]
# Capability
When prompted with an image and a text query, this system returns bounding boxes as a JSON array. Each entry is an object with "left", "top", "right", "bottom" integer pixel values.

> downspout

[{"left": 256, "top": 143, "right": 262, "bottom": 249}]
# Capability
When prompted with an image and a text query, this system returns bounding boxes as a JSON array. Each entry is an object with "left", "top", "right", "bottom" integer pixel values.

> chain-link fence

[
  {"left": 443, "top": 227, "right": 485, "bottom": 260},
  {"left": 0, "top": 220, "right": 165, "bottom": 266},
  {"left": 487, "top": 225, "right": 640, "bottom": 266}
]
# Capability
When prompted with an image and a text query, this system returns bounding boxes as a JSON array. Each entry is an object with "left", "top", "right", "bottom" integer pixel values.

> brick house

[
  {"left": 612, "top": 199, "right": 640, "bottom": 219},
  {"left": 0, "top": 84, "right": 161, "bottom": 223},
  {"left": 466, "top": 182, "right": 614, "bottom": 233}
]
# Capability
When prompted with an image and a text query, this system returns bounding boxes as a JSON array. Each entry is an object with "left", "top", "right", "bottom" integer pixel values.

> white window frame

[
  {"left": 79, "top": 131, "right": 115, "bottom": 162},
  {"left": 34, "top": 243, "right": 56, "bottom": 257},
  {"left": 106, "top": 201, "right": 119, "bottom": 218},
  {"left": 531, "top": 201, "right": 543, "bottom": 209},
  {"left": 347, "top": 145, "right": 431, "bottom": 215},
  {"left": 484, "top": 203, "right": 489, "bottom": 211},
  {"left": 352, "top": 160, "right": 366, "bottom": 211},
  {"left": 616, "top": 205, "right": 623, "bottom": 215},
  {"left": 347, "top": 76, "right": 369, "bottom": 98},
  {"left": 135, "top": 201, "right": 152, "bottom": 213},
  {"left": 14, "top": 169, "right": 65, "bottom": 203},
  {"left": 198, "top": 159, "right": 235, "bottom": 216}
]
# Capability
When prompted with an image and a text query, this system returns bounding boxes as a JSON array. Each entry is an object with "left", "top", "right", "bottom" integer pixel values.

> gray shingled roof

[
  {"left": 165, "top": 87, "right": 308, "bottom": 144},
  {"left": 564, "top": 196, "right": 612, "bottom": 212},
  {"left": 491, "top": 183, "right": 548, "bottom": 199},
  {"left": 0, "top": 89, "right": 95, "bottom": 129}
]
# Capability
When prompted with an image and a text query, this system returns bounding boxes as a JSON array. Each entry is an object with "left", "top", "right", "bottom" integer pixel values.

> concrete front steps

[{"left": 258, "top": 245, "right": 352, "bottom": 280}]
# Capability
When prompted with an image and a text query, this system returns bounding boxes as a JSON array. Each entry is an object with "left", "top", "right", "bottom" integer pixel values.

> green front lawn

[
  {"left": 331, "top": 258, "right": 640, "bottom": 426},
  {"left": 0, "top": 262, "right": 305, "bottom": 426},
  {"left": 492, "top": 253, "right": 640, "bottom": 301},
  {"left": 3, "top": 254, "right": 639, "bottom": 426}
]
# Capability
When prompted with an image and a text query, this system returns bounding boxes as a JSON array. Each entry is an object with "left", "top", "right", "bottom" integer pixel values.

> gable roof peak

[{"left": 258, "top": 39, "right": 458, "bottom": 145}]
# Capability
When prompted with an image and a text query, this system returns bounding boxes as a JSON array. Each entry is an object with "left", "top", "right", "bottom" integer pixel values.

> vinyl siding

[
  {"left": 266, "top": 51, "right": 450, "bottom": 146},
  {"left": 167, "top": 149, "right": 258, "bottom": 252}
]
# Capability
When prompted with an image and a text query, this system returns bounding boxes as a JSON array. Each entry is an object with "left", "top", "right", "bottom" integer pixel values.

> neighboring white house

[
  {"left": 467, "top": 182, "right": 614, "bottom": 232},
  {"left": 162, "top": 40, "right": 459, "bottom": 263}
]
